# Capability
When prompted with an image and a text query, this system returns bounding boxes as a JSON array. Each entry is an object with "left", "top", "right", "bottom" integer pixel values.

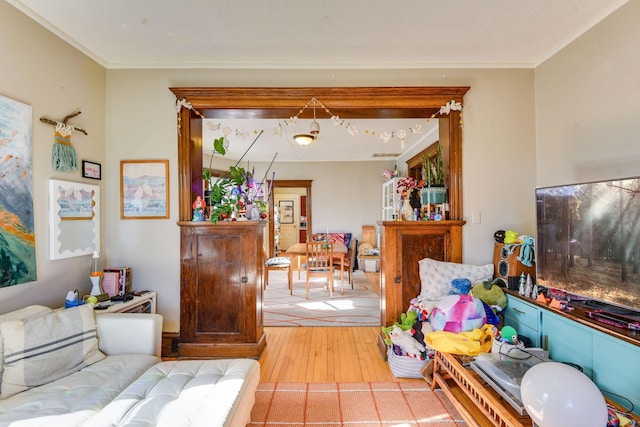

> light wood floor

[
  {"left": 258, "top": 271, "right": 422, "bottom": 383},
  {"left": 258, "top": 326, "right": 420, "bottom": 383}
]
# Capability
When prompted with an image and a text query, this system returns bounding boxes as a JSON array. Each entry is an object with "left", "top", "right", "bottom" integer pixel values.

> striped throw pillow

[{"left": 0, "top": 304, "right": 105, "bottom": 399}]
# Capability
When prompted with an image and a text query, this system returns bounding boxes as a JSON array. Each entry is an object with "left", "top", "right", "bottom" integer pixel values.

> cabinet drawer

[{"left": 504, "top": 296, "right": 540, "bottom": 331}]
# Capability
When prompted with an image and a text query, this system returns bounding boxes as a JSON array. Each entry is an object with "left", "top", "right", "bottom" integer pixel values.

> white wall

[
  {"left": 535, "top": 0, "right": 640, "bottom": 187},
  {"left": 0, "top": 1, "right": 106, "bottom": 313}
]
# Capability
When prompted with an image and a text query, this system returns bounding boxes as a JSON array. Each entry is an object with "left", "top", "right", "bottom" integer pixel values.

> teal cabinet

[
  {"left": 505, "top": 294, "right": 640, "bottom": 416},
  {"left": 503, "top": 295, "right": 541, "bottom": 347},
  {"left": 592, "top": 333, "right": 640, "bottom": 412},
  {"left": 541, "top": 310, "right": 594, "bottom": 378}
]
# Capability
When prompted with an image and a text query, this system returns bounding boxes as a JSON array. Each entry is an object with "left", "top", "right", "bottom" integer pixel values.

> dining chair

[
  {"left": 305, "top": 241, "right": 334, "bottom": 298},
  {"left": 265, "top": 256, "right": 293, "bottom": 295},
  {"left": 333, "top": 238, "right": 357, "bottom": 290}
]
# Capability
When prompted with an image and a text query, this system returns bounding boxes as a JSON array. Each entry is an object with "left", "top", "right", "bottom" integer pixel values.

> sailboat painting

[{"left": 0, "top": 94, "right": 37, "bottom": 287}]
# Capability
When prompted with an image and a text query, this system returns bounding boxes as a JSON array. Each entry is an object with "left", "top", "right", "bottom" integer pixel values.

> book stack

[{"left": 102, "top": 267, "right": 132, "bottom": 296}]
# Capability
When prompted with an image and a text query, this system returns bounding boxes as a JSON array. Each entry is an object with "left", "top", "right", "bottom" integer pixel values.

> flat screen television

[{"left": 535, "top": 176, "right": 640, "bottom": 315}]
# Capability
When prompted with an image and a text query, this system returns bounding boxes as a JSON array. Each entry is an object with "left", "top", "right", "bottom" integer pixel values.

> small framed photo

[{"left": 82, "top": 160, "right": 101, "bottom": 180}]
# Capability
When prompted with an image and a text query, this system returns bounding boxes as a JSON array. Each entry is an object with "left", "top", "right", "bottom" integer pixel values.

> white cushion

[
  {"left": 0, "top": 354, "right": 159, "bottom": 426},
  {"left": 90, "top": 359, "right": 260, "bottom": 427},
  {"left": 418, "top": 258, "right": 493, "bottom": 302},
  {"left": 1, "top": 304, "right": 105, "bottom": 399},
  {"left": 266, "top": 256, "right": 290, "bottom": 266}
]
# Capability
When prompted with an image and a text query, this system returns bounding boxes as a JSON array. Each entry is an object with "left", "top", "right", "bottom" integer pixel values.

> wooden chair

[
  {"left": 333, "top": 238, "right": 357, "bottom": 289},
  {"left": 305, "top": 241, "right": 334, "bottom": 298},
  {"left": 265, "top": 256, "right": 293, "bottom": 295}
]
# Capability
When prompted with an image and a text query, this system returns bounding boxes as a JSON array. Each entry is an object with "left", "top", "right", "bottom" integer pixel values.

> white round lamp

[{"left": 521, "top": 361, "right": 608, "bottom": 427}]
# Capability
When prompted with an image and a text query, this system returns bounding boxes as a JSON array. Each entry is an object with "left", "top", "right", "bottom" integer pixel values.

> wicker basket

[{"left": 387, "top": 346, "right": 430, "bottom": 378}]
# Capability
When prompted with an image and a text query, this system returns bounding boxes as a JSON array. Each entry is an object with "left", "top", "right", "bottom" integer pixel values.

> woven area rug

[
  {"left": 248, "top": 382, "right": 463, "bottom": 426},
  {"left": 264, "top": 270, "right": 380, "bottom": 327}
]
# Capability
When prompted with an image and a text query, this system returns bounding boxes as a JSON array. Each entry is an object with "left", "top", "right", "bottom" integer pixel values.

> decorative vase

[
  {"left": 245, "top": 204, "right": 261, "bottom": 221},
  {"left": 401, "top": 198, "right": 414, "bottom": 221}
]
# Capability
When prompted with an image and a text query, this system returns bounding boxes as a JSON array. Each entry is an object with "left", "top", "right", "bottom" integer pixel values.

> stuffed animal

[
  {"left": 517, "top": 235, "right": 535, "bottom": 267},
  {"left": 399, "top": 310, "right": 417, "bottom": 329},
  {"left": 388, "top": 325, "right": 425, "bottom": 358},
  {"left": 381, "top": 310, "right": 419, "bottom": 345},
  {"left": 416, "top": 300, "right": 430, "bottom": 321},
  {"left": 503, "top": 230, "right": 519, "bottom": 245},
  {"left": 429, "top": 294, "right": 487, "bottom": 333},
  {"left": 450, "top": 278, "right": 472, "bottom": 295},
  {"left": 500, "top": 326, "right": 519, "bottom": 344}
]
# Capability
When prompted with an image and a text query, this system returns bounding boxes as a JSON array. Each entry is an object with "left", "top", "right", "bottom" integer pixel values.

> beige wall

[
  {"left": 0, "top": 1, "right": 106, "bottom": 313},
  {"left": 2, "top": 2, "right": 541, "bottom": 331},
  {"left": 106, "top": 68, "right": 536, "bottom": 330},
  {"left": 535, "top": 0, "right": 640, "bottom": 187},
  {"left": 1, "top": 0, "right": 637, "bottom": 339}
]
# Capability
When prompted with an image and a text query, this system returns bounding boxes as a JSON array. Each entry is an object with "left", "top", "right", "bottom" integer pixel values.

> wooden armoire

[{"left": 177, "top": 221, "right": 266, "bottom": 358}]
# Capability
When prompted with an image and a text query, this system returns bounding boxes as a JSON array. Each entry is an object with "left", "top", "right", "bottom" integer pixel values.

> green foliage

[
  {"left": 203, "top": 136, "right": 269, "bottom": 223},
  {"left": 423, "top": 143, "right": 444, "bottom": 187}
]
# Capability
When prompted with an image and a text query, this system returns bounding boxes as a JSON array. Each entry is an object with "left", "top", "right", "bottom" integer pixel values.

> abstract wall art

[{"left": 0, "top": 94, "right": 37, "bottom": 287}]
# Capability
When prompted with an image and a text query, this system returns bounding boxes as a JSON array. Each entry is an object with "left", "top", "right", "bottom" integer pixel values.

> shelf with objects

[{"left": 95, "top": 291, "right": 157, "bottom": 314}]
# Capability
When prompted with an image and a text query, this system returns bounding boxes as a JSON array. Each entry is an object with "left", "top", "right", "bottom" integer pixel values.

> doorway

[{"left": 268, "top": 180, "right": 312, "bottom": 257}]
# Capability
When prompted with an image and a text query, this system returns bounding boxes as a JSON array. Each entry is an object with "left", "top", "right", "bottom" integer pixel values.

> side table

[
  {"left": 97, "top": 291, "right": 157, "bottom": 314},
  {"left": 428, "top": 350, "right": 532, "bottom": 427}
]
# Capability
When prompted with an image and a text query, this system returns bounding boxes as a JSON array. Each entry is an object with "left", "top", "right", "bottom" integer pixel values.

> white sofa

[{"left": 0, "top": 304, "right": 259, "bottom": 427}]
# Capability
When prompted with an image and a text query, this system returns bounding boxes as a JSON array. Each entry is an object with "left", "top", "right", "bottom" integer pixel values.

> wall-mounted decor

[
  {"left": 82, "top": 160, "right": 101, "bottom": 180},
  {"left": 120, "top": 160, "right": 169, "bottom": 219},
  {"left": 40, "top": 111, "right": 87, "bottom": 172},
  {"left": 0, "top": 94, "right": 37, "bottom": 286},
  {"left": 49, "top": 179, "right": 100, "bottom": 260},
  {"left": 279, "top": 200, "right": 294, "bottom": 224}
]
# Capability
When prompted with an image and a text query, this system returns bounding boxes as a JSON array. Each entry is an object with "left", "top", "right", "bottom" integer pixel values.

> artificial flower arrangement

[
  {"left": 205, "top": 136, "right": 271, "bottom": 223},
  {"left": 382, "top": 168, "right": 399, "bottom": 181},
  {"left": 396, "top": 176, "right": 424, "bottom": 199}
]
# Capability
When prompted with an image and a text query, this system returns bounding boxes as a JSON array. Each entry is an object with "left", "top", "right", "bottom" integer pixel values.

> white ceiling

[
  {"left": 7, "top": 0, "right": 626, "bottom": 69},
  {"left": 7, "top": 0, "right": 627, "bottom": 162}
]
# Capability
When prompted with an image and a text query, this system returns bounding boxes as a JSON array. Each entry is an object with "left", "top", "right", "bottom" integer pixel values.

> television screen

[{"left": 536, "top": 177, "right": 640, "bottom": 313}]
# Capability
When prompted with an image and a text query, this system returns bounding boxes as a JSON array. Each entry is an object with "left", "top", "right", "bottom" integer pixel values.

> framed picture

[
  {"left": 120, "top": 160, "right": 169, "bottom": 219},
  {"left": 279, "top": 200, "right": 294, "bottom": 224},
  {"left": 48, "top": 179, "right": 100, "bottom": 260},
  {"left": 82, "top": 160, "right": 101, "bottom": 180}
]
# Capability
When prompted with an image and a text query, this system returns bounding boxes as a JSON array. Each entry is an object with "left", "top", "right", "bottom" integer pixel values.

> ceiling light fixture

[
  {"left": 292, "top": 133, "right": 316, "bottom": 146},
  {"left": 292, "top": 97, "right": 332, "bottom": 146}
]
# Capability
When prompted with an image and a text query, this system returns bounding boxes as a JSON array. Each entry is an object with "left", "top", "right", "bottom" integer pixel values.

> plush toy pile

[{"left": 382, "top": 257, "right": 510, "bottom": 377}]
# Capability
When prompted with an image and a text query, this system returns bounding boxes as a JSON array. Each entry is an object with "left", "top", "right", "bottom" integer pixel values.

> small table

[
  {"left": 429, "top": 351, "right": 532, "bottom": 427},
  {"left": 285, "top": 242, "right": 347, "bottom": 293}
]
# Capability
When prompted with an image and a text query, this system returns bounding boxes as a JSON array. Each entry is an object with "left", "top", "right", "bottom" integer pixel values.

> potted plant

[
  {"left": 205, "top": 137, "right": 269, "bottom": 223},
  {"left": 421, "top": 144, "right": 447, "bottom": 204}
]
